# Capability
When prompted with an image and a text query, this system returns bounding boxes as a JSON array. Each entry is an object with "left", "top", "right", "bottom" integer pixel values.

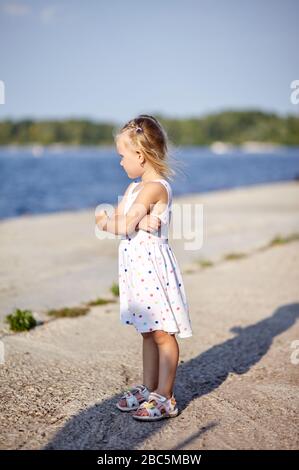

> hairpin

[{"left": 135, "top": 126, "right": 142, "bottom": 132}]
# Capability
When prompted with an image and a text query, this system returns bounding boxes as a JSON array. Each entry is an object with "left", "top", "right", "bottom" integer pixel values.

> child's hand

[
  {"left": 95, "top": 210, "right": 108, "bottom": 230},
  {"left": 137, "top": 214, "right": 161, "bottom": 233}
]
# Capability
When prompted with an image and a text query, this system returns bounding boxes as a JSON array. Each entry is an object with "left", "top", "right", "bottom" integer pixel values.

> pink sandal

[
  {"left": 116, "top": 384, "right": 150, "bottom": 411},
  {"left": 132, "top": 391, "right": 179, "bottom": 421}
]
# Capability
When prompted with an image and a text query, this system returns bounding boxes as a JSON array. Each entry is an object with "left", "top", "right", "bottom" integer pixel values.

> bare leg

[
  {"left": 152, "top": 331, "right": 179, "bottom": 399},
  {"left": 142, "top": 332, "right": 159, "bottom": 391},
  {"left": 118, "top": 332, "right": 158, "bottom": 408},
  {"left": 133, "top": 331, "right": 179, "bottom": 416}
]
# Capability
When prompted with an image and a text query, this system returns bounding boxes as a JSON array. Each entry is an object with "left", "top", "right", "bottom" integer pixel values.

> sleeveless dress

[{"left": 118, "top": 178, "right": 193, "bottom": 339}]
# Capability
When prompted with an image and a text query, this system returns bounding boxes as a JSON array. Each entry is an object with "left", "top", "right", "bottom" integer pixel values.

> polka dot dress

[{"left": 118, "top": 179, "right": 193, "bottom": 339}]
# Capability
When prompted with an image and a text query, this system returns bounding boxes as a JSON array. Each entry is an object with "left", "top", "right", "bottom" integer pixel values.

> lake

[{"left": 0, "top": 145, "right": 299, "bottom": 220}]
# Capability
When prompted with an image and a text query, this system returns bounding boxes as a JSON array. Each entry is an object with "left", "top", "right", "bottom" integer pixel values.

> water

[{"left": 0, "top": 145, "right": 299, "bottom": 220}]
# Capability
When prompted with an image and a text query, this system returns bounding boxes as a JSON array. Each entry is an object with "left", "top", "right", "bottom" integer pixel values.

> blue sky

[{"left": 0, "top": 0, "right": 298, "bottom": 123}]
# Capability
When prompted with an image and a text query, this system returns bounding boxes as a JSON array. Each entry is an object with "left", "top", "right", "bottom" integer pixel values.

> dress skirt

[{"left": 118, "top": 238, "right": 193, "bottom": 339}]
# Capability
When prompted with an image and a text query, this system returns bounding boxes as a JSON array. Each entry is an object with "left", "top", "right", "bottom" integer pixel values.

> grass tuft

[
  {"left": 47, "top": 306, "right": 89, "bottom": 318},
  {"left": 5, "top": 308, "right": 37, "bottom": 332},
  {"left": 224, "top": 252, "right": 247, "bottom": 261},
  {"left": 87, "top": 298, "right": 117, "bottom": 306},
  {"left": 197, "top": 259, "right": 214, "bottom": 268},
  {"left": 110, "top": 282, "right": 119, "bottom": 297}
]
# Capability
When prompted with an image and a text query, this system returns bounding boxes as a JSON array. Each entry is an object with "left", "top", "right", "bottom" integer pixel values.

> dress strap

[
  {"left": 150, "top": 179, "right": 173, "bottom": 229},
  {"left": 151, "top": 179, "right": 172, "bottom": 208},
  {"left": 128, "top": 179, "right": 172, "bottom": 211},
  {"left": 129, "top": 181, "right": 141, "bottom": 197},
  {"left": 130, "top": 179, "right": 172, "bottom": 203}
]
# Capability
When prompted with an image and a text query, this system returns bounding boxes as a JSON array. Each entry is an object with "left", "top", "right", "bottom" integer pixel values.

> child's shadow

[{"left": 44, "top": 303, "right": 299, "bottom": 450}]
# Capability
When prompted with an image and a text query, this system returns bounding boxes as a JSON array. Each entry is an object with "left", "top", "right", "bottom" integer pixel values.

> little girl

[{"left": 96, "top": 114, "right": 192, "bottom": 421}]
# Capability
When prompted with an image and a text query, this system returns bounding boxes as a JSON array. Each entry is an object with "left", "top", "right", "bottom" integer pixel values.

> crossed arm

[{"left": 95, "top": 182, "right": 163, "bottom": 236}]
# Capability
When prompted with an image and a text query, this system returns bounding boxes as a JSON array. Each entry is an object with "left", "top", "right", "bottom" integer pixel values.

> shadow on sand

[{"left": 44, "top": 303, "right": 299, "bottom": 450}]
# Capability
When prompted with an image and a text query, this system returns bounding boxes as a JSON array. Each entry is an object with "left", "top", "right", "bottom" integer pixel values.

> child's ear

[{"left": 137, "top": 152, "right": 145, "bottom": 166}]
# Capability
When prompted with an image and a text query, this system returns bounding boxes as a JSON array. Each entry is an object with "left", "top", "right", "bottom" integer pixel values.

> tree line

[{"left": 0, "top": 110, "right": 298, "bottom": 146}]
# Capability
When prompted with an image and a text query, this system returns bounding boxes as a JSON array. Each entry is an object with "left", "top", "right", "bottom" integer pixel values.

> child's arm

[
  {"left": 137, "top": 214, "right": 161, "bottom": 233},
  {"left": 112, "top": 182, "right": 135, "bottom": 217},
  {"left": 95, "top": 182, "right": 133, "bottom": 229},
  {"left": 97, "top": 182, "right": 164, "bottom": 236},
  {"left": 109, "top": 183, "right": 159, "bottom": 232},
  {"left": 95, "top": 182, "right": 152, "bottom": 232}
]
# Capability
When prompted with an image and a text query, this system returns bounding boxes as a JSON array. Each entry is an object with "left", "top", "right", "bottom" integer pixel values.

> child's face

[{"left": 116, "top": 132, "right": 144, "bottom": 179}]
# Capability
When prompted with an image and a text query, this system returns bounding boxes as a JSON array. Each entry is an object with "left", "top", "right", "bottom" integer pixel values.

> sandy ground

[
  {"left": 0, "top": 181, "right": 299, "bottom": 449},
  {"left": 1, "top": 180, "right": 299, "bottom": 323}
]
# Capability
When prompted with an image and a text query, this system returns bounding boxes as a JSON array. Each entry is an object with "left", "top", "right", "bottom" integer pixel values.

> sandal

[
  {"left": 116, "top": 384, "right": 150, "bottom": 411},
  {"left": 132, "top": 391, "right": 179, "bottom": 421}
]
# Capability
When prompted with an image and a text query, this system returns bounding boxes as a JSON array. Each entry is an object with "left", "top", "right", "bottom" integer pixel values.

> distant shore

[
  {"left": 1, "top": 141, "right": 297, "bottom": 153},
  {"left": 1, "top": 110, "right": 299, "bottom": 146}
]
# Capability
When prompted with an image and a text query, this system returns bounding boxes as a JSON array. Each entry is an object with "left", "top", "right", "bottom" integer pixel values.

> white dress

[{"left": 118, "top": 178, "right": 193, "bottom": 339}]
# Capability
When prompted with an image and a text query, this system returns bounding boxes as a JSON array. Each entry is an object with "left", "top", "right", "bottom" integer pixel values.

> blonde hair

[{"left": 113, "top": 114, "right": 185, "bottom": 182}]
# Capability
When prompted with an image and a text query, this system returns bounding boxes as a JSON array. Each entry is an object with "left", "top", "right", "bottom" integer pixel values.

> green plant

[
  {"left": 224, "top": 252, "right": 247, "bottom": 261},
  {"left": 47, "top": 306, "right": 89, "bottom": 318},
  {"left": 110, "top": 282, "right": 119, "bottom": 297},
  {"left": 87, "top": 298, "right": 117, "bottom": 306},
  {"left": 269, "top": 233, "right": 299, "bottom": 247},
  {"left": 197, "top": 259, "right": 214, "bottom": 268},
  {"left": 5, "top": 308, "right": 37, "bottom": 332}
]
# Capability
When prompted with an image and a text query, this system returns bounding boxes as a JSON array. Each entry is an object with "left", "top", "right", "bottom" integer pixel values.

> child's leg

[
  {"left": 142, "top": 332, "right": 159, "bottom": 391},
  {"left": 132, "top": 330, "right": 179, "bottom": 417},
  {"left": 152, "top": 330, "right": 179, "bottom": 399},
  {"left": 118, "top": 331, "right": 159, "bottom": 408}
]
